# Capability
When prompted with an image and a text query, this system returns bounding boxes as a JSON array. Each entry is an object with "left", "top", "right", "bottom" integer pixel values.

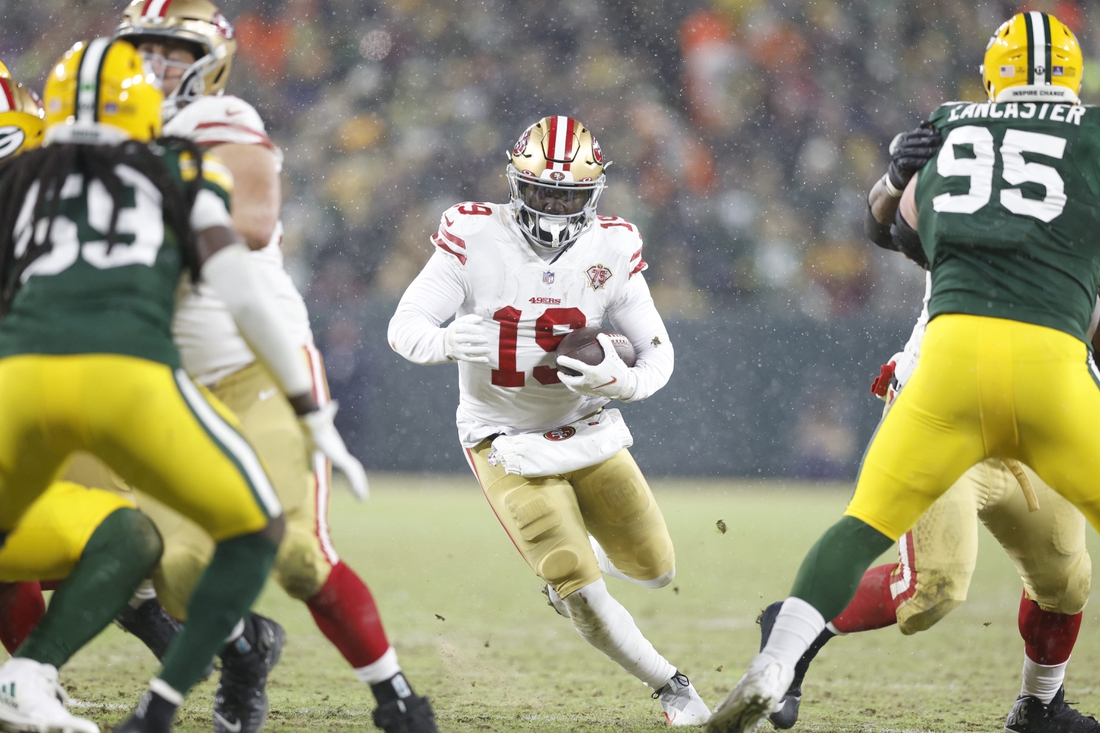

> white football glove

[
  {"left": 444, "top": 314, "right": 491, "bottom": 363},
  {"left": 556, "top": 333, "right": 638, "bottom": 401},
  {"left": 299, "top": 402, "right": 369, "bottom": 500}
]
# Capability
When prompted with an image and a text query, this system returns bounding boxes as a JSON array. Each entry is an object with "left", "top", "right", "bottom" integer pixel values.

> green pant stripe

[{"left": 172, "top": 369, "right": 282, "bottom": 518}]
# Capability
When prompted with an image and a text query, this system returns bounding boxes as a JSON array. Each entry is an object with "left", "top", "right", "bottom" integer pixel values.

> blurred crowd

[{"left": 0, "top": 0, "right": 1095, "bottom": 473}]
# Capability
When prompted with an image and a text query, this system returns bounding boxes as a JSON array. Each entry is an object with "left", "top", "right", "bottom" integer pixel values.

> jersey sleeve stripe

[
  {"left": 431, "top": 233, "right": 467, "bottom": 264},
  {"left": 192, "top": 122, "right": 275, "bottom": 150},
  {"left": 440, "top": 229, "right": 466, "bottom": 249},
  {"left": 630, "top": 247, "right": 642, "bottom": 262},
  {"left": 629, "top": 259, "right": 647, "bottom": 277}
]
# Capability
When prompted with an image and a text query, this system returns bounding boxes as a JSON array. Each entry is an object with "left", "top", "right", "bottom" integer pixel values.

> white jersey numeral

[
  {"left": 13, "top": 165, "right": 165, "bottom": 282},
  {"left": 932, "top": 125, "right": 1068, "bottom": 222}
]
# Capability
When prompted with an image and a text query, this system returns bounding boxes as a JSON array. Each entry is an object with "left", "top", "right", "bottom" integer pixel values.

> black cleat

[
  {"left": 213, "top": 613, "right": 286, "bottom": 733},
  {"left": 1005, "top": 686, "right": 1100, "bottom": 733},
  {"left": 115, "top": 598, "right": 182, "bottom": 661},
  {"left": 114, "top": 690, "right": 177, "bottom": 733},
  {"left": 372, "top": 694, "right": 439, "bottom": 733},
  {"left": 758, "top": 601, "right": 835, "bottom": 730}
]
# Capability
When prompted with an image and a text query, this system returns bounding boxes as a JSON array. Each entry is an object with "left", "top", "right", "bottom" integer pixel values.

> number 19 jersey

[
  {"left": 388, "top": 202, "right": 673, "bottom": 448},
  {"left": 918, "top": 101, "right": 1100, "bottom": 341}
]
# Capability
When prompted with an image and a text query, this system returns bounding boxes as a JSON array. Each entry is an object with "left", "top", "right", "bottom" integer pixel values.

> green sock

[
  {"left": 158, "top": 531, "right": 278, "bottom": 695},
  {"left": 790, "top": 515, "right": 894, "bottom": 622},
  {"left": 17, "top": 507, "right": 163, "bottom": 668}
]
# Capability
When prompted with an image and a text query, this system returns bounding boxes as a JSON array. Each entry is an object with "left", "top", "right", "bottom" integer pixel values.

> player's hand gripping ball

[{"left": 555, "top": 328, "right": 637, "bottom": 400}]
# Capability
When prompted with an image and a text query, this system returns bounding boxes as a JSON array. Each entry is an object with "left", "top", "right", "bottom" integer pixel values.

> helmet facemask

[{"left": 507, "top": 165, "right": 605, "bottom": 249}]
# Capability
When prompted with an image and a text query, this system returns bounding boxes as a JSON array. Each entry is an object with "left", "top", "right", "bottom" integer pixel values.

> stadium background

[{"left": 2, "top": 0, "right": 1096, "bottom": 478}]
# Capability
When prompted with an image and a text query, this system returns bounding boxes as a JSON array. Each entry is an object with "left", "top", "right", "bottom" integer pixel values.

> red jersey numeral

[
  {"left": 490, "top": 306, "right": 587, "bottom": 388},
  {"left": 457, "top": 203, "right": 493, "bottom": 216}
]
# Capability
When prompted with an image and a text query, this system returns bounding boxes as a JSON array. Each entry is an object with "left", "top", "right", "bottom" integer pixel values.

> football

[{"left": 555, "top": 327, "right": 636, "bottom": 376}]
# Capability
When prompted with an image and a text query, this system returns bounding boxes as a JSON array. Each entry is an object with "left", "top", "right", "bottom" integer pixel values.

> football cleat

[
  {"left": 705, "top": 654, "right": 792, "bottom": 733},
  {"left": 541, "top": 584, "right": 570, "bottom": 618},
  {"left": 757, "top": 600, "right": 835, "bottom": 729},
  {"left": 0, "top": 657, "right": 99, "bottom": 733},
  {"left": 653, "top": 671, "right": 711, "bottom": 727},
  {"left": 1005, "top": 686, "right": 1100, "bottom": 733},
  {"left": 371, "top": 694, "right": 438, "bottom": 733},
  {"left": 213, "top": 613, "right": 286, "bottom": 733}
]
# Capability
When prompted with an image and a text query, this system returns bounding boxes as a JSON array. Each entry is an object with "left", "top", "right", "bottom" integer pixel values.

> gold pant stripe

[{"left": 174, "top": 368, "right": 281, "bottom": 518}]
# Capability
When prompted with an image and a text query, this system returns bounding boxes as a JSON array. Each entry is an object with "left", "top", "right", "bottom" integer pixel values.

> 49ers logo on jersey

[
  {"left": 544, "top": 426, "right": 576, "bottom": 441},
  {"left": 585, "top": 264, "right": 612, "bottom": 291}
]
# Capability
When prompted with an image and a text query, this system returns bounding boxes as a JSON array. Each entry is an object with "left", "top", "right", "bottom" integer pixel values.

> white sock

[
  {"left": 1021, "top": 656, "right": 1067, "bottom": 704},
  {"left": 224, "top": 619, "right": 245, "bottom": 645},
  {"left": 562, "top": 578, "right": 676, "bottom": 689},
  {"left": 354, "top": 647, "right": 401, "bottom": 685},
  {"left": 589, "top": 536, "right": 675, "bottom": 590},
  {"left": 129, "top": 579, "right": 157, "bottom": 607},
  {"left": 762, "top": 598, "right": 826, "bottom": 669}
]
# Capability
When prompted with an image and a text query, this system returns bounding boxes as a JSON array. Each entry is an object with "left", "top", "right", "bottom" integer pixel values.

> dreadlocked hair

[{"left": 0, "top": 135, "right": 206, "bottom": 313}]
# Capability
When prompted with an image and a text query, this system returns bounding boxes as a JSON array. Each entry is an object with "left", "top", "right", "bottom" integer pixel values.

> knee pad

[
  {"left": 1027, "top": 552, "right": 1091, "bottom": 616},
  {"left": 638, "top": 567, "right": 675, "bottom": 590},
  {"left": 273, "top": 536, "right": 332, "bottom": 600}
]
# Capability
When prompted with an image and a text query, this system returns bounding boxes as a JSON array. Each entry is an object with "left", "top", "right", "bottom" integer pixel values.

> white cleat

[
  {"left": 655, "top": 671, "right": 711, "bottom": 727},
  {"left": 706, "top": 654, "right": 791, "bottom": 733},
  {"left": 0, "top": 657, "right": 99, "bottom": 733}
]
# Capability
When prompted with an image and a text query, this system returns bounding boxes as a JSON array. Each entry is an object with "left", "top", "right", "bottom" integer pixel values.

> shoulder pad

[
  {"left": 927, "top": 103, "right": 966, "bottom": 127},
  {"left": 163, "top": 95, "right": 274, "bottom": 150},
  {"left": 430, "top": 202, "right": 499, "bottom": 265},
  {"left": 440, "top": 202, "right": 499, "bottom": 236},
  {"left": 593, "top": 216, "right": 647, "bottom": 277}
]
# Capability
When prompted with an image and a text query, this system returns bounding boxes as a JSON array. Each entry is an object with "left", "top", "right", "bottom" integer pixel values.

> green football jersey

[
  {"left": 916, "top": 101, "right": 1100, "bottom": 341},
  {"left": 0, "top": 143, "right": 232, "bottom": 366}
]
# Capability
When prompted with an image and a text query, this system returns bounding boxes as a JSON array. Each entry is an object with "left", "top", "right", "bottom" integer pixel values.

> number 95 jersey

[
  {"left": 919, "top": 100, "right": 1100, "bottom": 342},
  {"left": 388, "top": 202, "right": 673, "bottom": 448}
]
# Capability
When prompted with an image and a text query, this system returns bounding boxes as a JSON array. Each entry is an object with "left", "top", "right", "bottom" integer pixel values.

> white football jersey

[
  {"left": 388, "top": 202, "right": 674, "bottom": 447},
  {"left": 166, "top": 95, "right": 313, "bottom": 385}
]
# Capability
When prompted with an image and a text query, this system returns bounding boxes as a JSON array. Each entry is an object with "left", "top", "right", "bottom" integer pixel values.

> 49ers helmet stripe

[
  {"left": 0, "top": 79, "right": 14, "bottom": 112},
  {"left": 142, "top": 0, "right": 174, "bottom": 17},
  {"left": 76, "top": 38, "right": 112, "bottom": 123},
  {"left": 545, "top": 116, "right": 577, "bottom": 171}
]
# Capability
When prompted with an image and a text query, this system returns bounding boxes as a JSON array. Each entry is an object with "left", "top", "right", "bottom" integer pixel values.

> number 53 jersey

[
  {"left": 918, "top": 101, "right": 1100, "bottom": 342},
  {"left": 388, "top": 202, "right": 673, "bottom": 448}
]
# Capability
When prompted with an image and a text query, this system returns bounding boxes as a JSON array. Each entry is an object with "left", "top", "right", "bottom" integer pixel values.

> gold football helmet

[
  {"left": 981, "top": 12, "right": 1082, "bottom": 103},
  {"left": 506, "top": 116, "right": 608, "bottom": 250},
  {"left": 116, "top": 0, "right": 236, "bottom": 118},
  {"left": 0, "top": 61, "right": 46, "bottom": 160},
  {"left": 44, "top": 38, "right": 163, "bottom": 143}
]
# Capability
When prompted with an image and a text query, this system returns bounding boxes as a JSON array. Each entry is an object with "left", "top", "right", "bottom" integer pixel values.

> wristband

[{"left": 882, "top": 173, "right": 903, "bottom": 198}]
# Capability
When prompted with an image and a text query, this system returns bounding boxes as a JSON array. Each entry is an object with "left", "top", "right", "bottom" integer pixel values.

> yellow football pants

[
  {"left": 846, "top": 314, "right": 1100, "bottom": 540},
  {"left": 0, "top": 354, "right": 280, "bottom": 542},
  {"left": 0, "top": 481, "right": 133, "bottom": 582}
]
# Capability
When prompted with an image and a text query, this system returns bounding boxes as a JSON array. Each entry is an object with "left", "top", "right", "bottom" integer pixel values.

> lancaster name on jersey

[
  {"left": 166, "top": 94, "right": 313, "bottom": 385},
  {"left": 388, "top": 202, "right": 674, "bottom": 447}
]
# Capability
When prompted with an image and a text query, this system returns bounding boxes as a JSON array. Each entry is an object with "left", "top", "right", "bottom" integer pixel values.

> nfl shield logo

[{"left": 543, "top": 271, "right": 555, "bottom": 285}]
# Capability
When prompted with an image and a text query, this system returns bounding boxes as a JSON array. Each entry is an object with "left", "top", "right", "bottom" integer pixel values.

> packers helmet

[
  {"left": 0, "top": 62, "right": 46, "bottom": 160},
  {"left": 116, "top": 0, "right": 236, "bottom": 118},
  {"left": 982, "top": 12, "right": 1082, "bottom": 103},
  {"left": 44, "top": 38, "right": 163, "bottom": 143},
  {"left": 506, "top": 116, "right": 608, "bottom": 250}
]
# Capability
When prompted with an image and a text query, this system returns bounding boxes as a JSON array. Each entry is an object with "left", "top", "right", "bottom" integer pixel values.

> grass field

[{"left": 51, "top": 474, "right": 1100, "bottom": 732}]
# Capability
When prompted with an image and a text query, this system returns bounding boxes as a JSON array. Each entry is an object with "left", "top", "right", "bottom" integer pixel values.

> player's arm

[
  {"left": 209, "top": 142, "right": 280, "bottom": 250},
  {"left": 603, "top": 275, "right": 674, "bottom": 402},
  {"left": 192, "top": 181, "right": 368, "bottom": 498},
  {"left": 866, "top": 126, "right": 941, "bottom": 249},
  {"left": 388, "top": 250, "right": 487, "bottom": 365}
]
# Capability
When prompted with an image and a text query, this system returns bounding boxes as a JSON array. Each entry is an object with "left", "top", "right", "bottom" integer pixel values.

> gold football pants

[
  {"left": 0, "top": 354, "right": 280, "bottom": 545},
  {"left": 132, "top": 351, "right": 334, "bottom": 619},
  {"left": 890, "top": 458, "right": 1090, "bottom": 633},
  {"left": 467, "top": 444, "right": 674, "bottom": 598},
  {"left": 846, "top": 314, "right": 1100, "bottom": 546}
]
